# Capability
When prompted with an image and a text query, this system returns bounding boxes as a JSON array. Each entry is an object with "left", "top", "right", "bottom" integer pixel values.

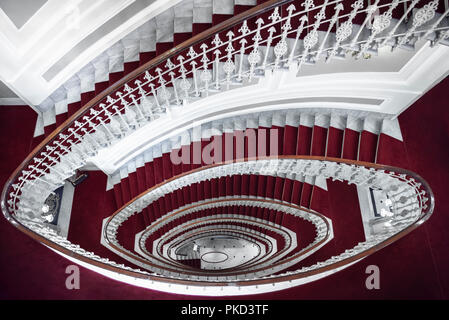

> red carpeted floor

[{"left": 1, "top": 76, "right": 449, "bottom": 299}]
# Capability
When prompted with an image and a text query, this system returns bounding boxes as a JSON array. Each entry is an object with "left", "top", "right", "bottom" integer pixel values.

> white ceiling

[
  {"left": 91, "top": 40, "right": 449, "bottom": 174},
  {"left": 0, "top": 0, "right": 48, "bottom": 29},
  {"left": 0, "top": 0, "right": 181, "bottom": 107},
  {"left": 0, "top": 79, "right": 17, "bottom": 97}
]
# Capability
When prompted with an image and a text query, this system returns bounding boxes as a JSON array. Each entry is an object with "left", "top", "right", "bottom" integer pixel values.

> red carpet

[
  {"left": 1, "top": 4, "right": 448, "bottom": 296},
  {"left": 396, "top": 76, "right": 449, "bottom": 298},
  {"left": 67, "top": 171, "right": 141, "bottom": 269}
]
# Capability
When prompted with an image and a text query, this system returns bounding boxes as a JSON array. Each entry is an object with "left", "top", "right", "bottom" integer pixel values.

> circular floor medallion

[{"left": 201, "top": 251, "right": 228, "bottom": 263}]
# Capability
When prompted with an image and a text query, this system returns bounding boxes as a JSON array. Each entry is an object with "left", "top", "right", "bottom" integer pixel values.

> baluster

[
  {"left": 298, "top": 0, "right": 329, "bottom": 70},
  {"left": 425, "top": 6, "right": 449, "bottom": 41},
  {"left": 168, "top": 71, "right": 180, "bottom": 105},
  {"left": 39, "top": 153, "right": 55, "bottom": 169},
  {"left": 32, "top": 156, "right": 45, "bottom": 166},
  {"left": 54, "top": 151, "right": 76, "bottom": 167},
  {"left": 65, "top": 139, "right": 87, "bottom": 161},
  {"left": 398, "top": 0, "right": 439, "bottom": 47},
  {"left": 155, "top": 67, "right": 172, "bottom": 115},
  {"left": 187, "top": 47, "right": 200, "bottom": 97},
  {"left": 110, "top": 105, "right": 129, "bottom": 130},
  {"left": 148, "top": 82, "right": 163, "bottom": 114},
  {"left": 248, "top": 18, "right": 263, "bottom": 79},
  {"left": 274, "top": 5, "right": 295, "bottom": 69},
  {"left": 287, "top": 15, "right": 308, "bottom": 66},
  {"left": 316, "top": 3, "right": 344, "bottom": 62},
  {"left": 235, "top": 20, "right": 250, "bottom": 81},
  {"left": 84, "top": 115, "right": 113, "bottom": 140},
  {"left": 380, "top": 0, "right": 420, "bottom": 48},
  {"left": 58, "top": 133, "right": 69, "bottom": 142},
  {"left": 357, "top": 0, "right": 399, "bottom": 59},
  {"left": 176, "top": 55, "right": 191, "bottom": 101},
  {"left": 44, "top": 144, "right": 57, "bottom": 154},
  {"left": 41, "top": 163, "right": 66, "bottom": 178},
  {"left": 106, "top": 110, "right": 123, "bottom": 136},
  {"left": 143, "top": 71, "right": 162, "bottom": 114},
  {"left": 135, "top": 79, "right": 155, "bottom": 118},
  {"left": 62, "top": 139, "right": 82, "bottom": 162},
  {"left": 67, "top": 128, "right": 82, "bottom": 143},
  {"left": 213, "top": 49, "right": 221, "bottom": 89},
  {"left": 80, "top": 130, "right": 101, "bottom": 152},
  {"left": 223, "top": 31, "right": 236, "bottom": 88},
  {"left": 327, "top": 0, "right": 364, "bottom": 62},
  {"left": 261, "top": 27, "right": 276, "bottom": 70},
  {"left": 165, "top": 58, "right": 175, "bottom": 71},
  {"left": 81, "top": 114, "right": 97, "bottom": 130},
  {"left": 54, "top": 140, "right": 71, "bottom": 153},
  {"left": 112, "top": 94, "right": 131, "bottom": 130},
  {"left": 124, "top": 84, "right": 145, "bottom": 120},
  {"left": 124, "top": 103, "right": 139, "bottom": 128},
  {"left": 128, "top": 94, "right": 146, "bottom": 120},
  {"left": 104, "top": 96, "right": 117, "bottom": 115},
  {"left": 199, "top": 43, "right": 212, "bottom": 95},
  {"left": 165, "top": 58, "right": 180, "bottom": 105},
  {"left": 349, "top": 0, "right": 380, "bottom": 50},
  {"left": 29, "top": 164, "right": 50, "bottom": 176},
  {"left": 211, "top": 34, "right": 223, "bottom": 90}
]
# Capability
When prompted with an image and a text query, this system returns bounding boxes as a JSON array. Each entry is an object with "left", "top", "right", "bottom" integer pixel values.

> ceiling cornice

[{"left": 0, "top": 0, "right": 182, "bottom": 106}]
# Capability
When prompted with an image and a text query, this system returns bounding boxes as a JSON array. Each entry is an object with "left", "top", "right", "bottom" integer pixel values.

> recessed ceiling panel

[
  {"left": 0, "top": 80, "right": 18, "bottom": 98},
  {"left": 0, "top": 0, "right": 48, "bottom": 29}
]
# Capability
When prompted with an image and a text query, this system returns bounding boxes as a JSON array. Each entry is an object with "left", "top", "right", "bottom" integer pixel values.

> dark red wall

[{"left": 0, "top": 74, "right": 448, "bottom": 299}]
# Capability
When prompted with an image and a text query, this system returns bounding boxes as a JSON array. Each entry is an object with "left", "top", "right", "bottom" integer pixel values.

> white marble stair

[
  {"left": 35, "top": 0, "right": 262, "bottom": 141},
  {"left": 105, "top": 110, "right": 400, "bottom": 215}
]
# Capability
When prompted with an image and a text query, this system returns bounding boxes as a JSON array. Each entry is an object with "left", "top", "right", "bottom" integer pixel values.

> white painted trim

[
  {"left": 91, "top": 40, "right": 449, "bottom": 174},
  {"left": 381, "top": 118, "right": 403, "bottom": 141},
  {"left": 57, "top": 181, "right": 75, "bottom": 238},
  {"left": 0, "top": 0, "right": 184, "bottom": 105},
  {"left": 0, "top": 97, "right": 26, "bottom": 105}
]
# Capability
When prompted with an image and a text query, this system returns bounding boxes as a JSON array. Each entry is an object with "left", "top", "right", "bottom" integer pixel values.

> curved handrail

[
  {"left": 0, "top": 0, "right": 439, "bottom": 292},
  {"left": 100, "top": 155, "right": 433, "bottom": 279},
  {"left": 149, "top": 215, "right": 297, "bottom": 274},
  {"left": 1, "top": 0, "right": 294, "bottom": 222},
  {"left": 136, "top": 198, "right": 325, "bottom": 274},
  {"left": 165, "top": 229, "right": 271, "bottom": 271},
  {"left": 1, "top": 155, "right": 433, "bottom": 290},
  {"left": 4, "top": 0, "right": 445, "bottom": 226},
  {"left": 135, "top": 207, "right": 303, "bottom": 275}
]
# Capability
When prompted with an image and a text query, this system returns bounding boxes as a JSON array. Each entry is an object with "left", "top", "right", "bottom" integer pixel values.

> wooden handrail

[
  {"left": 104, "top": 189, "right": 330, "bottom": 277},
  {"left": 164, "top": 228, "right": 272, "bottom": 272},
  {"left": 165, "top": 229, "right": 271, "bottom": 271},
  {"left": 139, "top": 208, "right": 299, "bottom": 274},
  {"left": 105, "top": 207, "right": 302, "bottom": 277},
  {"left": 99, "top": 155, "right": 433, "bottom": 279},
  {"left": 1, "top": 0, "right": 294, "bottom": 207},
  {"left": 0, "top": 155, "right": 434, "bottom": 289},
  {"left": 138, "top": 196, "right": 319, "bottom": 267},
  {"left": 0, "top": 0, "right": 436, "bottom": 290},
  {"left": 105, "top": 154, "right": 434, "bottom": 219},
  {"left": 157, "top": 224, "right": 280, "bottom": 272}
]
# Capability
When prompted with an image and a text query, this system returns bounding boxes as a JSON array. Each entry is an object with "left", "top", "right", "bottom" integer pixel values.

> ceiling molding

[
  {"left": 0, "top": 0, "right": 48, "bottom": 29},
  {"left": 0, "top": 97, "right": 26, "bottom": 106},
  {"left": 0, "top": 0, "right": 183, "bottom": 105},
  {"left": 90, "top": 41, "right": 449, "bottom": 175}
]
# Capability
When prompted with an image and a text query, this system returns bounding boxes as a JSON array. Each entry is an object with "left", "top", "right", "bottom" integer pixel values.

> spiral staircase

[{"left": 1, "top": 0, "right": 449, "bottom": 296}]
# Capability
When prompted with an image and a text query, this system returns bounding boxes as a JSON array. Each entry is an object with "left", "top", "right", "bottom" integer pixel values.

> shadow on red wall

[{"left": 0, "top": 74, "right": 448, "bottom": 299}]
